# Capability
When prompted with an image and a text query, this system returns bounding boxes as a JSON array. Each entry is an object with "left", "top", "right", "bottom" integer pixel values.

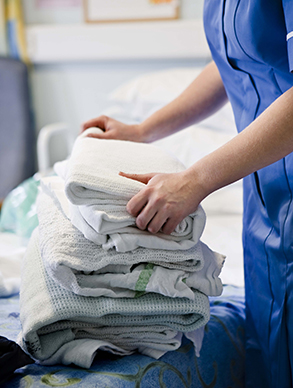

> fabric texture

[
  {"left": 18, "top": 228, "right": 210, "bottom": 367},
  {"left": 54, "top": 128, "right": 206, "bottom": 252},
  {"left": 38, "top": 177, "right": 224, "bottom": 299},
  {"left": 18, "top": 129, "right": 224, "bottom": 369},
  {"left": 1, "top": 286, "right": 245, "bottom": 388}
]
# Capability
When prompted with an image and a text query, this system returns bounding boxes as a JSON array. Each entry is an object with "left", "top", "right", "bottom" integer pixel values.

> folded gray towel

[{"left": 18, "top": 229, "right": 210, "bottom": 366}]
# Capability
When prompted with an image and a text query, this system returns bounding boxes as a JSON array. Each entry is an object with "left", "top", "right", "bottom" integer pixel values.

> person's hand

[
  {"left": 119, "top": 170, "right": 204, "bottom": 234},
  {"left": 81, "top": 115, "right": 145, "bottom": 142}
]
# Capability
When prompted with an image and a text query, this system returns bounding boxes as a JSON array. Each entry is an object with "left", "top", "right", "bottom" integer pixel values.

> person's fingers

[
  {"left": 80, "top": 115, "right": 108, "bottom": 133},
  {"left": 135, "top": 202, "right": 158, "bottom": 231},
  {"left": 122, "top": 170, "right": 195, "bottom": 235},
  {"left": 119, "top": 172, "right": 156, "bottom": 185},
  {"left": 126, "top": 190, "right": 149, "bottom": 218},
  {"left": 146, "top": 209, "right": 169, "bottom": 234},
  {"left": 162, "top": 217, "right": 181, "bottom": 235}
]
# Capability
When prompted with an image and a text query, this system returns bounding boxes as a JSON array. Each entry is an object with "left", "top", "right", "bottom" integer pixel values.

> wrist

[
  {"left": 135, "top": 122, "right": 155, "bottom": 143},
  {"left": 125, "top": 123, "right": 145, "bottom": 143},
  {"left": 181, "top": 164, "right": 213, "bottom": 205}
]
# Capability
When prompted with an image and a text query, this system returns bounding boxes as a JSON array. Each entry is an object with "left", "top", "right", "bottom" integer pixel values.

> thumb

[
  {"left": 86, "top": 131, "right": 112, "bottom": 139},
  {"left": 119, "top": 171, "right": 157, "bottom": 184}
]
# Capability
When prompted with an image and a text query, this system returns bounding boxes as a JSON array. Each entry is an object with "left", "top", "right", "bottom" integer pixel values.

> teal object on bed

[
  {"left": 0, "top": 176, "right": 39, "bottom": 240},
  {"left": 0, "top": 285, "right": 245, "bottom": 388}
]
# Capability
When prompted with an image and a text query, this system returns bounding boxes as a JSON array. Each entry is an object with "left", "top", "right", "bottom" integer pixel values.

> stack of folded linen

[
  {"left": 54, "top": 128, "right": 207, "bottom": 252},
  {"left": 18, "top": 128, "right": 225, "bottom": 368}
]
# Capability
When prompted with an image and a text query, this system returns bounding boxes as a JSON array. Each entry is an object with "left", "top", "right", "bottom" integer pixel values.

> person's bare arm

[
  {"left": 81, "top": 61, "right": 228, "bottom": 142},
  {"left": 122, "top": 85, "right": 293, "bottom": 234}
]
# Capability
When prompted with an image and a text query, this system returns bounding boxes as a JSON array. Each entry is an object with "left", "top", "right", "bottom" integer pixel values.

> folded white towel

[
  {"left": 40, "top": 176, "right": 205, "bottom": 272},
  {"left": 38, "top": 177, "right": 224, "bottom": 299},
  {"left": 18, "top": 229, "right": 209, "bottom": 366},
  {"left": 54, "top": 128, "right": 206, "bottom": 252}
]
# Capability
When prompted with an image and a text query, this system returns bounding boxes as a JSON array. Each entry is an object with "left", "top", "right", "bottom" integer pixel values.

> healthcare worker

[{"left": 82, "top": 1, "right": 293, "bottom": 386}]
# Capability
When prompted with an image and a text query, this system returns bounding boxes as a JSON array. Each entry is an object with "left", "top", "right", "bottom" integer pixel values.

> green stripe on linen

[{"left": 134, "top": 263, "right": 154, "bottom": 298}]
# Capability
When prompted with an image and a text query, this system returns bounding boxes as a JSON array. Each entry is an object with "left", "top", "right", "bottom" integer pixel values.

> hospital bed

[{"left": 0, "top": 66, "right": 245, "bottom": 387}]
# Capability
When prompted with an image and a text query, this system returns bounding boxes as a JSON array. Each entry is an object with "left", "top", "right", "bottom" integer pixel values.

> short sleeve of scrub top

[{"left": 283, "top": 0, "right": 293, "bottom": 72}]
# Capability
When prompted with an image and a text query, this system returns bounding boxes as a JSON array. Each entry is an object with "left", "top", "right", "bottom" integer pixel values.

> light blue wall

[{"left": 23, "top": 0, "right": 204, "bottom": 24}]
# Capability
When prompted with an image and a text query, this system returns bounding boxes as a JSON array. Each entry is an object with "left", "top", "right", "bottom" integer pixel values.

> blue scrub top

[{"left": 203, "top": 0, "right": 293, "bottom": 387}]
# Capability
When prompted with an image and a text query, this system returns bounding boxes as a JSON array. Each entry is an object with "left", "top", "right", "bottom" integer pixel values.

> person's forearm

[
  {"left": 139, "top": 61, "right": 228, "bottom": 142},
  {"left": 185, "top": 85, "right": 293, "bottom": 201},
  {"left": 122, "top": 80, "right": 293, "bottom": 235}
]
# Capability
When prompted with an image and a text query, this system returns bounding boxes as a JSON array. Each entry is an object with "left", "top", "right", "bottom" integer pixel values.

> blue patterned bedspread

[{"left": 0, "top": 285, "right": 245, "bottom": 388}]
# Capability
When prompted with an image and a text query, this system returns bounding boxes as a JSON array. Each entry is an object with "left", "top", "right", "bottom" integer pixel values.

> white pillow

[{"left": 108, "top": 67, "right": 236, "bottom": 134}]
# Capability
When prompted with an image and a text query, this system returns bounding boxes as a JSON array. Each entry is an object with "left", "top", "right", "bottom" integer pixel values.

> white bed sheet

[{"left": 0, "top": 232, "right": 26, "bottom": 296}]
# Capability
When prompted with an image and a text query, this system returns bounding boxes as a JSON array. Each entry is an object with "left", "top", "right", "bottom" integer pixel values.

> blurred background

[{"left": 0, "top": 0, "right": 207, "bottom": 202}]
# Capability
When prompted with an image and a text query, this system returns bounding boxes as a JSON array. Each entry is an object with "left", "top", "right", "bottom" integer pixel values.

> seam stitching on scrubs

[
  {"left": 253, "top": 171, "right": 265, "bottom": 208},
  {"left": 281, "top": 157, "right": 292, "bottom": 279},
  {"left": 250, "top": 74, "right": 261, "bottom": 121},
  {"left": 266, "top": 157, "right": 292, "bottom": 385},
  {"left": 223, "top": 0, "right": 261, "bottom": 123},
  {"left": 264, "top": 226, "right": 274, "bottom": 384},
  {"left": 279, "top": 159, "right": 292, "bottom": 385},
  {"left": 234, "top": 1, "right": 262, "bottom": 120},
  {"left": 233, "top": 0, "right": 262, "bottom": 64},
  {"left": 271, "top": 68, "right": 284, "bottom": 95}
]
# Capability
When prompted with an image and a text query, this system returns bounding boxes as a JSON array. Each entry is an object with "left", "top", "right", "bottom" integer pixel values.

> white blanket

[
  {"left": 38, "top": 177, "right": 224, "bottom": 299},
  {"left": 54, "top": 128, "right": 206, "bottom": 252},
  {"left": 18, "top": 228, "right": 209, "bottom": 367}
]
